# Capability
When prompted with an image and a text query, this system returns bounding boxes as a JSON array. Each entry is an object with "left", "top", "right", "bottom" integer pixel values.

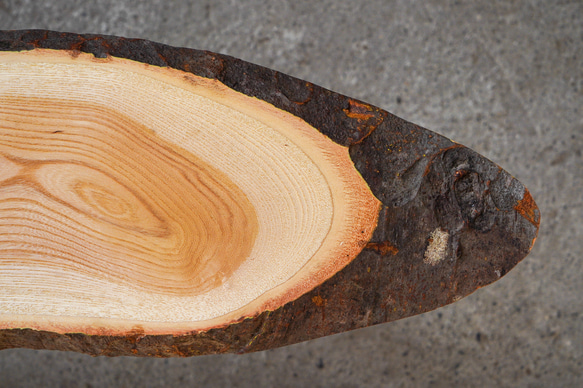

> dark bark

[{"left": 0, "top": 30, "right": 539, "bottom": 357}]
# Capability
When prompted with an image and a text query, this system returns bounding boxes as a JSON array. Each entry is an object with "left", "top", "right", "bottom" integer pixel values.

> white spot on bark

[{"left": 424, "top": 228, "right": 449, "bottom": 265}]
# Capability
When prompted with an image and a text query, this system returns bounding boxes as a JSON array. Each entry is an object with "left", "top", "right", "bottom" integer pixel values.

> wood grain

[
  {"left": 0, "top": 47, "right": 379, "bottom": 332},
  {"left": 0, "top": 95, "right": 258, "bottom": 297}
]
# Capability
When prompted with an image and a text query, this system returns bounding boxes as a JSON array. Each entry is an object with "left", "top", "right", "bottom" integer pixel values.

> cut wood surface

[{"left": 0, "top": 30, "right": 540, "bottom": 357}]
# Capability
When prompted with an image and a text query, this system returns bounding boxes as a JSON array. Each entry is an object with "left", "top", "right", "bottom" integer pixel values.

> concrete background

[{"left": 0, "top": 0, "right": 581, "bottom": 386}]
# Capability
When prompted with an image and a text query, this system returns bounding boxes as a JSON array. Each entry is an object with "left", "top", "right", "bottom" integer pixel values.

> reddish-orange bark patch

[
  {"left": 515, "top": 189, "right": 540, "bottom": 227},
  {"left": 343, "top": 99, "right": 376, "bottom": 121},
  {"left": 365, "top": 241, "right": 399, "bottom": 256}
]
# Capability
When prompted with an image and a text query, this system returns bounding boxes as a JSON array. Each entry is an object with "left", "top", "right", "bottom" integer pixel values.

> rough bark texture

[{"left": 0, "top": 30, "right": 539, "bottom": 357}]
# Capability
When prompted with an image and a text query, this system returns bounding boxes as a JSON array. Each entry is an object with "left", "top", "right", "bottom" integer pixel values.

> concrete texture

[{"left": 0, "top": 0, "right": 581, "bottom": 386}]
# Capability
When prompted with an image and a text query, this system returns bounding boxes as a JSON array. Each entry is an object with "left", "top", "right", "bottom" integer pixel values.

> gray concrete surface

[{"left": 0, "top": 0, "right": 581, "bottom": 386}]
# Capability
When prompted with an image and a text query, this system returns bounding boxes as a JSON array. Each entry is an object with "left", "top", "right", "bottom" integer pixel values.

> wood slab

[{"left": 0, "top": 30, "right": 539, "bottom": 357}]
